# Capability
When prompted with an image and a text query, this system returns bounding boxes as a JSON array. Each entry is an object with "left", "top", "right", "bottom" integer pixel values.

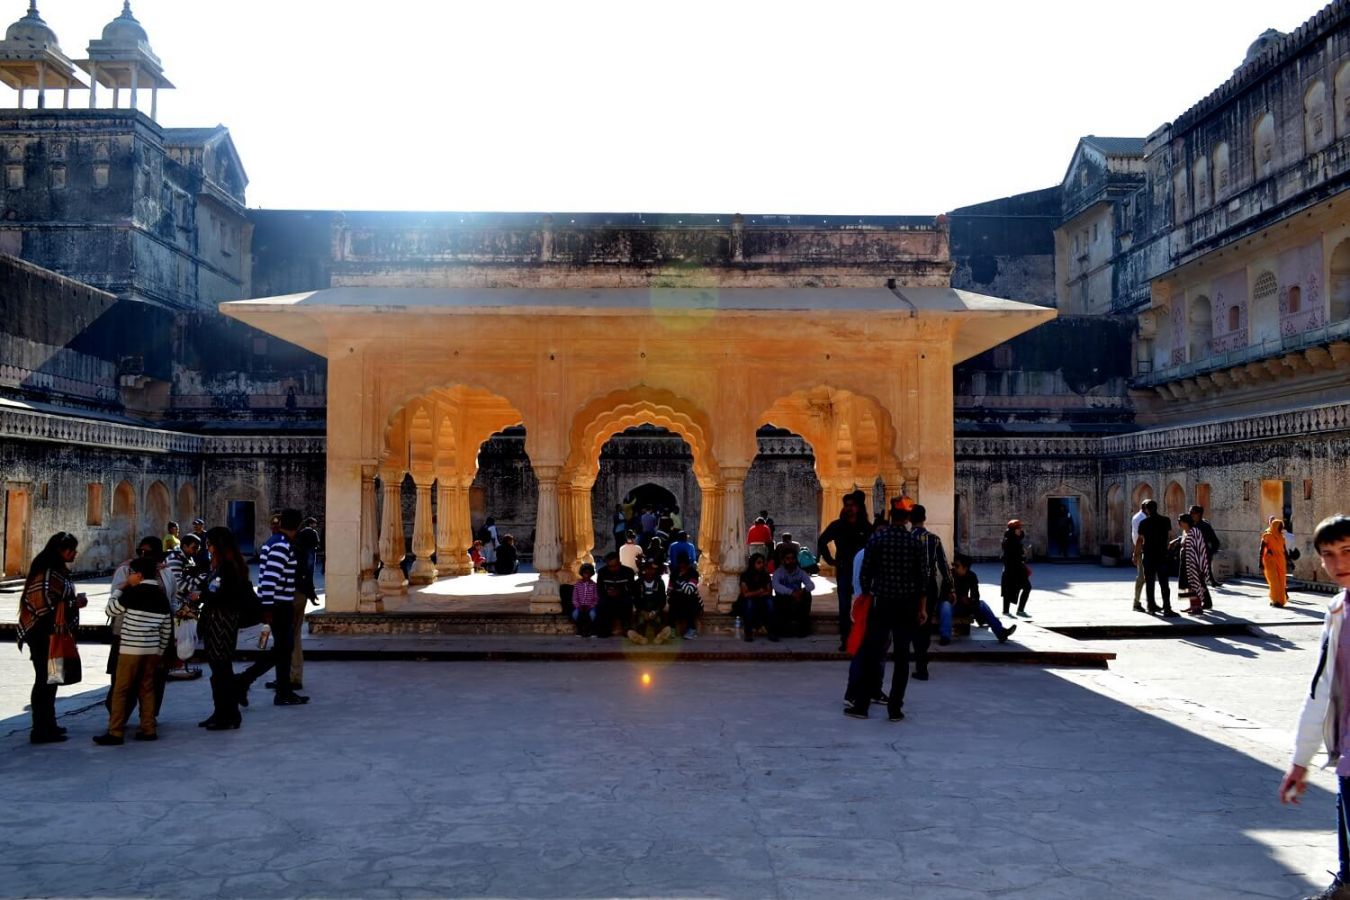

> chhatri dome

[
  {"left": 77, "top": 0, "right": 173, "bottom": 119},
  {"left": 0, "top": 1, "right": 85, "bottom": 105}
]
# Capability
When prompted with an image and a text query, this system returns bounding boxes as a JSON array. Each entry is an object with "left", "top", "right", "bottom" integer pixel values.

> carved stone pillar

[
  {"left": 556, "top": 482, "right": 575, "bottom": 580},
  {"left": 571, "top": 480, "right": 595, "bottom": 572},
  {"left": 436, "top": 478, "right": 471, "bottom": 576},
  {"left": 408, "top": 478, "right": 438, "bottom": 584},
  {"left": 358, "top": 467, "right": 381, "bottom": 611},
  {"left": 377, "top": 471, "right": 407, "bottom": 597},
  {"left": 529, "top": 465, "right": 562, "bottom": 612},
  {"left": 717, "top": 467, "right": 748, "bottom": 611}
]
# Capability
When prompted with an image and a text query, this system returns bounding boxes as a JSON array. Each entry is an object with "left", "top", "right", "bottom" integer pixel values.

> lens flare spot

[{"left": 641, "top": 672, "right": 652, "bottom": 687}]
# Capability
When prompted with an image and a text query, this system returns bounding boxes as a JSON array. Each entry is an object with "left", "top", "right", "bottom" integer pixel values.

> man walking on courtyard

[
  {"left": 237, "top": 509, "right": 309, "bottom": 706},
  {"left": 1279, "top": 514, "right": 1350, "bottom": 900},
  {"left": 844, "top": 498, "right": 926, "bottom": 721}
]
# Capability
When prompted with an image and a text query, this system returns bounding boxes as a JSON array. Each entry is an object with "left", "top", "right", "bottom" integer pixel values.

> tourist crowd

[{"left": 16, "top": 509, "right": 321, "bottom": 745}]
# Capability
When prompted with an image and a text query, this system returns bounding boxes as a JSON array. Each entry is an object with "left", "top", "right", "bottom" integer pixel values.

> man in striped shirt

[{"left": 237, "top": 508, "right": 309, "bottom": 706}]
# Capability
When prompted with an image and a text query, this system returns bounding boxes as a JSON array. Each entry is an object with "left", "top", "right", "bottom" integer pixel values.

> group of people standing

[
  {"left": 15, "top": 509, "right": 321, "bottom": 745},
  {"left": 1129, "top": 500, "right": 1228, "bottom": 616}
]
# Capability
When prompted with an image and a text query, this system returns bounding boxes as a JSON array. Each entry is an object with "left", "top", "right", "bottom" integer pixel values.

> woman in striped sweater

[{"left": 94, "top": 557, "right": 172, "bottom": 745}]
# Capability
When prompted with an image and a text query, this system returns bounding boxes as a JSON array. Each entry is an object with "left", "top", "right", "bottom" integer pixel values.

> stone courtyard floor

[{"left": 0, "top": 564, "right": 1343, "bottom": 898}]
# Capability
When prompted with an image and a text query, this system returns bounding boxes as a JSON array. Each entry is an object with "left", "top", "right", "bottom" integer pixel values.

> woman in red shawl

[{"left": 16, "top": 532, "right": 87, "bottom": 744}]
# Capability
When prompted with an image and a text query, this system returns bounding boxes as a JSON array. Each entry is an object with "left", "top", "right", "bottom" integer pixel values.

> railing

[
  {"left": 0, "top": 406, "right": 324, "bottom": 456},
  {"left": 1134, "top": 318, "right": 1350, "bottom": 388}
]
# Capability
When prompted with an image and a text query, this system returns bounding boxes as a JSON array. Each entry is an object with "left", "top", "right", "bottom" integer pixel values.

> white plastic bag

[{"left": 175, "top": 618, "right": 198, "bottom": 661}]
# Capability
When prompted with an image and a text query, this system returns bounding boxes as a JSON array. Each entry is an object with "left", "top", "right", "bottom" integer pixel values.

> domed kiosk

[
  {"left": 76, "top": 1, "right": 173, "bottom": 120},
  {"left": 0, "top": 2, "right": 85, "bottom": 108}
]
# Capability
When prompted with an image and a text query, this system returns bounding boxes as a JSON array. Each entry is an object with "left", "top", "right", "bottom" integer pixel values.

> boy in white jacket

[{"left": 1281, "top": 515, "right": 1350, "bottom": 900}]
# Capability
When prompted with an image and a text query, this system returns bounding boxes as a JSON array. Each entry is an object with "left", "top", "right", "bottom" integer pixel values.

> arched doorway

[
  {"left": 145, "top": 481, "right": 171, "bottom": 537},
  {"left": 378, "top": 386, "right": 526, "bottom": 597},
  {"left": 1331, "top": 238, "right": 1350, "bottom": 322},
  {"left": 112, "top": 481, "right": 136, "bottom": 564},
  {"left": 747, "top": 424, "right": 821, "bottom": 556},
  {"left": 1105, "top": 483, "right": 1124, "bottom": 546},
  {"left": 1250, "top": 270, "right": 1280, "bottom": 345},
  {"left": 176, "top": 482, "right": 197, "bottom": 525},
  {"left": 1045, "top": 496, "right": 1083, "bottom": 559},
  {"left": 1188, "top": 295, "right": 1212, "bottom": 362},
  {"left": 565, "top": 388, "right": 715, "bottom": 581},
  {"left": 1165, "top": 481, "right": 1186, "bottom": 517}
]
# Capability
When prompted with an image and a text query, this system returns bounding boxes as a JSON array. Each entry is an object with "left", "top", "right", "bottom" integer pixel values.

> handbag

[
  {"left": 846, "top": 594, "right": 871, "bottom": 656},
  {"left": 235, "top": 580, "right": 264, "bottom": 629},
  {"left": 175, "top": 617, "right": 198, "bottom": 661},
  {"left": 46, "top": 601, "right": 82, "bottom": 686}
]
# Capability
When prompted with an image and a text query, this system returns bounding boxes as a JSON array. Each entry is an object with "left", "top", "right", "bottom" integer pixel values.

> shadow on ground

[{"left": 0, "top": 659, "right": 1334, "bottom": 898}]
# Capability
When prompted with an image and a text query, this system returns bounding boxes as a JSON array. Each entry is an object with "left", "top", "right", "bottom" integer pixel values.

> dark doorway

[
  {"left": 1046, "top": 497, "right": 1082, "bottom": 559},
  {"left": 228, "top": 500, "right": 256, "bottom": 558},
  {"left": 625, "top": 483, "right": 679, "bottom": 523}
]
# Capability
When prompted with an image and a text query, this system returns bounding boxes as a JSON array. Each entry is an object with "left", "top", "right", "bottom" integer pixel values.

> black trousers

[
  {"left": 1142, "top": 554, "right": 1172, "bottom": 610},
  {"left": 208, "top": 658, "right": 240, "bottom": 723},
  {"left": 239, "top": 601, "right": 296, "bottom": 692},
  {"left": 910, "top": 624, "right": 930, "bottom": 673},
  {"left": 846, "top": 606, "right": 914, "bottom": 717},
  {"left": 26, "top": 626, "right": 57, "bottom": 735}
]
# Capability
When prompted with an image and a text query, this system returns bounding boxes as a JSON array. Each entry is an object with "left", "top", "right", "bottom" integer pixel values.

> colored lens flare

[{"left": 641, "top": 672, "right": 652, "bottom": 686}]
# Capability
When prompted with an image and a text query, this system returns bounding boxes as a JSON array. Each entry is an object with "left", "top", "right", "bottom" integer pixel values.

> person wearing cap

[
  {"left": 1000, "top": 520, "right": 1032, "bottom": 617},
  {"left": 845, "top": 497, "right": 927, "bottom": 722}
]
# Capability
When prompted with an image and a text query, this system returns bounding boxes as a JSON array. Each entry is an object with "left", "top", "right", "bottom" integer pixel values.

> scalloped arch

[{"left": 565, "top": 387, "right": 717, "bottom": 487}]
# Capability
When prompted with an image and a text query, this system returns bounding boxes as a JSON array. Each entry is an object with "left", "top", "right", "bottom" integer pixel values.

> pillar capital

[{"left": 719, "top": 466, "right": 749, "bottom": 483}]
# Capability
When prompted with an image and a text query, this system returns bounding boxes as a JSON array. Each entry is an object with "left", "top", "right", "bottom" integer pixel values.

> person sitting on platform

[
  {"left": 747, "top": 516, "right": 772, "bottom": 562},
  {"left": 628, "top": 558, "right": 671, "bottom": 645},
  {"left": 468, "top": 540, "right": 487, "bottom": 573},
  {"left": 772, "top": 547, "right": 815, "bottom": 638},
  {"left": 667, "top": 558, "right": 702, "bottom": 639},
  {"left": 597, "top": 552, "right": 636, "bottom": 637},
  {"left": 619, "top": 530, "right": 643, "bottom": 573},
  {"left": 739, "top": 553, "right": 775, "bottom": 642},
  {"left": 943, "top": 554, "right": 1016, "bottom": 644},
  {"left": 571, "top": 563, "right": 599, "bottom": 638},
  {"left": 493, "top": 534, "right": 519, "bottom": 575},
  {"left": 668, "top": 530, "right": 697, "bottom": 571}
]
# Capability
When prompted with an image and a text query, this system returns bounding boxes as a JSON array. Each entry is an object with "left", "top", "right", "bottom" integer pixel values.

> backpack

[{"left": 235, "top": 579, "right": 264, "bottom": 629}]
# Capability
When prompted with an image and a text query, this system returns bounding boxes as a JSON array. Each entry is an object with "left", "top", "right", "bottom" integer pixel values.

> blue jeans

[
  {"left": 746, "top": 595, "right": 777, "bottom": 638},
  {"left": 571, "top": 607, "right": 597, "bottom": 637},
  {"left": 939, "top": 600, "right": 1009, "bottom": 639}
]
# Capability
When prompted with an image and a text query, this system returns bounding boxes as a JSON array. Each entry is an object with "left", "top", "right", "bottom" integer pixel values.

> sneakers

[
  {"left": 1305, "top": 873, "right": 1350, "bottom": 900},
  {"left": 30, "top": 729, "right": 67, "bottom": 744},
  {"left": 627, "top": 630, "right": 647, "bottom": 645},
  {"left": 843, "top": 704, "right": 868, "bottom": 720},
  {"left": 655, "top": 627, "right": 673, "bottom": 645},
  {"left": 998, "top": 624, "right": 1017, "bottom": 643},
  {"left": 265, "top": 680, "right": 304, "bottom": 690},
  {"left": 888, "top": 710, "right": 905, "bottom": 722}
]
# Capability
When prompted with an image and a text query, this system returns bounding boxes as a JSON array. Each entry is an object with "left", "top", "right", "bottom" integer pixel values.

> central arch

[{"left": 562, "top": 387, "right": 718, "bottom": 574}]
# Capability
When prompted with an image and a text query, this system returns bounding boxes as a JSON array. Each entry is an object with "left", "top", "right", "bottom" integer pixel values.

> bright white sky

[{"left": 15, "top": 0, "right": 1334, "bottom": 214}]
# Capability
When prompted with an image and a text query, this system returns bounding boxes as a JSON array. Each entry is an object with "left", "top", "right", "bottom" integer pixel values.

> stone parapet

[
  {"left": 1102, "top": 401, "right": 1350, "bottom": 456},
  {"left": 0, "top": 405, "right": 323, "bottom": 457}
]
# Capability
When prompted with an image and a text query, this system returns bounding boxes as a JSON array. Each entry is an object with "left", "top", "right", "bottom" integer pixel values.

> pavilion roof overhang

[{"left": 220, "top": 286, "right": 1055, "bottom": 364}]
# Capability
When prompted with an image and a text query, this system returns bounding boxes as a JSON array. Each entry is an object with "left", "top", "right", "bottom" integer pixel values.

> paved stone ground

[
  {"left": 1, "top": 564, "right": 1342, "bottom": 899},
  {"left": 0, "top": 629, "right": 1344, "bottom": 899}
]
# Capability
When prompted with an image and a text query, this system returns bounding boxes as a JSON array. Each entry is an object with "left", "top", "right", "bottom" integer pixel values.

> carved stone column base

[
  {"left": 529, "top": 575, "right": 560, "bottom": 613},
  {"left": 408, "top": 560, "right": 438, "bottom": 584}
]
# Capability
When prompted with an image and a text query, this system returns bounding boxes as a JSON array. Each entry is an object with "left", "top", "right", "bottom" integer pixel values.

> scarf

[{"left": 17, "top": 566, "right": 75, "bottom": 649}]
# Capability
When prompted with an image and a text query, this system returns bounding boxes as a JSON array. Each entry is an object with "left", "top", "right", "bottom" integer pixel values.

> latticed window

[{"left": 1254, "top": 271, "right": 1278, "bottom": 301}]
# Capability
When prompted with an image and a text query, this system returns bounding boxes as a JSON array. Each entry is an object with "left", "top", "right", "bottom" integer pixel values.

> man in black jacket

[
  {"left": 1133, "top": 500, "right": 1178, "bottom": 618},
  {"left": 817, "top": 490, "right": 873, "bottom": 652}
]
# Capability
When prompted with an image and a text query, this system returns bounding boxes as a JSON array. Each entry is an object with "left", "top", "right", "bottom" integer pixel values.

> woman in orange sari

[{"left": 1259, "top": 517, "right": 1288, "bottom": 607}]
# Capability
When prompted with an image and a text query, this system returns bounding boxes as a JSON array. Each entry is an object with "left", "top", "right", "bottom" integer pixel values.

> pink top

[{"left": 572, "top": 579, "right": 599, "bottom": 609}]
